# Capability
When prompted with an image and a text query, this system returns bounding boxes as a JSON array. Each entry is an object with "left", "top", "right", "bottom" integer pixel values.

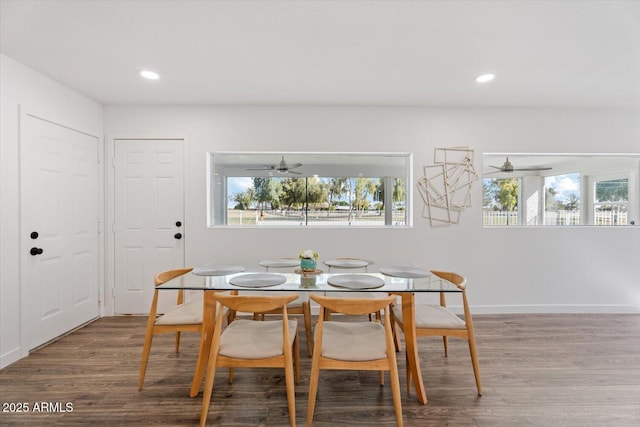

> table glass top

[{"left": 157, "top": 271, "right": 461, "bottom": 293}]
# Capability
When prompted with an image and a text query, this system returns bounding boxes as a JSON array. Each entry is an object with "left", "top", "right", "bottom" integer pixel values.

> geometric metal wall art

[{"left": 416, "top": 146, "right": 479, "bottom": 226}]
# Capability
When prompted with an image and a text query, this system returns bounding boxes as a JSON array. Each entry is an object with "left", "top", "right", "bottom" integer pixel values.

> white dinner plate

[
  {"left": 229, "top": 273, "right": 287, "bottom": 288},
  {"left": 379, "top": 266, "right": 430, "bottom": 278},
  {"left": 324, "top": 259, "right": 369, "bottom": 268},
  {"left": 192, "top": 264, "right": 246, "bottom": 276},
  {"left": 327, "top": 274, "right": 385, "bottom": 290}
]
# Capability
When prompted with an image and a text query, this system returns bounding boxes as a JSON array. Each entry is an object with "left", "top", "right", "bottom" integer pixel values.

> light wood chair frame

[
  {"left": 138, "top": 267, "right": 199, "bottom": 391},
  {"left": 390, "top": 270, "right": 482, "bottom": 397},
  {"left": 200, "top": 293, "right": 300, "bottom": 427},
  {"left": 307, "top": 294, "right": 402, "bottom": 427}
]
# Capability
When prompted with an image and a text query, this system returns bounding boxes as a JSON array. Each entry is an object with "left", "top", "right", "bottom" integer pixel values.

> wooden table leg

[
  {"left": 401, "top": 292, "right": 427, "bottom": 404},
  {"left": 189, "top": 290, "right": 216, "bottom": 398}
]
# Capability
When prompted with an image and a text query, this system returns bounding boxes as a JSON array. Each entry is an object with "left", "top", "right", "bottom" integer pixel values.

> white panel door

[
  {"left": 20, "top": 113, "right": 99, "bottom": 350},
  {"left": 113, "top": 139, "right": 185, "bottom": 314}
]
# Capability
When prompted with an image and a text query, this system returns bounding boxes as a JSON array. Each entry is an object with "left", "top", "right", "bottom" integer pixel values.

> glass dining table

[{"left": 157, "top": 269, "right": 462, "bottom": 404}]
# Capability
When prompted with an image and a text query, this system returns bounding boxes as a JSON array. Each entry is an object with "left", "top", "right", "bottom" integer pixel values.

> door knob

[
  {"left": 30, "top": 247, "right": 44, "bottom": 256},
  {"left": 174, "top": 233, "right": 182, "bottom": 240}
]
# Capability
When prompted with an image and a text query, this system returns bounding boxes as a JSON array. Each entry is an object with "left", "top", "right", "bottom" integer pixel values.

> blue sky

[
  {"left": 228, "top": 177, "right": 253, "bottom": 197},
  {"left": 545, "top": 173, "right": 580, "bottom": 201}
]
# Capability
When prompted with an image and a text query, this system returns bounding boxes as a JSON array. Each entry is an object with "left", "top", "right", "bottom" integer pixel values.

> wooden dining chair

[
  {"left": 253, "top": 258, "right": 313, "bottom": 357},
  {"left": 138, "top": 267, "right": 200, "bottom": 390},
  {"left": 200, "top": 293, "right": 300, "bottom": 427},
  {"left": 390, "top": 270, "right": 482, "bottom": 397},
  {"left": 307, "top": 294, "right": 402, "bottom": 427}
]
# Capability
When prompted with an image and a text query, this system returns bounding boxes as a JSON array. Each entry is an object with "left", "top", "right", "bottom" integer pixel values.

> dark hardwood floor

[{"left": 1, "top": 313, "right": 639, "bottom": 426}]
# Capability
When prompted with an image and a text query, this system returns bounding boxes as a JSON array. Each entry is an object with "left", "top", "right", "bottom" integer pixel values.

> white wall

[
  {"left": 104, "top": 105, "right": 640, "bottom": 314},
  {"left": 0, "top": 55, "right": 103, "bottom": 368}
]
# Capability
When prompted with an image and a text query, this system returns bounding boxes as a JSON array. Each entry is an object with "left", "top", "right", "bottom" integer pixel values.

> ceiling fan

[
  {"left": 246, "top": 156, "right": 303, "bottom": 175},
  {"left": 487, "top": 157, "right": 552, "bottom": 174}
]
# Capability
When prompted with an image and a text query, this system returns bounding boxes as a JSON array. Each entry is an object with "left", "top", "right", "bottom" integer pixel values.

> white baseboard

[
  {"left": 0, "top": 347, "right": 22, "bottom": 369},
  {"left": 469, "top": 304, "right": 640, "bottom": 314}
]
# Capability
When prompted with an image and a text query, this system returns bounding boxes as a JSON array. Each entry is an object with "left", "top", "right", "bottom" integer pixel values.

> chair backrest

[
  {"left": 431, "top": 270, "right": 466, "bottom": 291},
  {"left": 213, "top": 293, "right": 298, "bottom": 314},
  {"left": 154, "top": 268, "right": 193, "bottom": 286},
  {"left": 311, "top": 294, "right": 395, "bottom": 316}
]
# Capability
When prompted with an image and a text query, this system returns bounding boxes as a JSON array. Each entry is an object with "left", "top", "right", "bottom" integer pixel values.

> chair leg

[
  {"left": 405, "top": 351, "right": 411, "bottom": 395},
  {"left": 468, "top": 335, "right": 482, "bottom": 396},
  {"left": 284, "top": 343, "right": 297, "bottom": 427},
  {"left": 138, "top": 332, "right": 154, "bottom": 391},
  {"left": 303, "top": 301, "right": 313, "bottom": 357},
  {"left": 388, "top": 354, "right": 404, "bottom": 427},
  {"left": 199, "top": 352, "right": 219, "bottom": 427},
  {"left": 442, "top": 336, "right": 449, "bottom": 357},
  {"left": 175, "top": 331, "right": 181, "bottom": 353},
  {"left": 306, "top": 347, "right": 321, "bottom": 427},
  {"left": 293, "top": 335, "right": 300, "bottom": 384}
]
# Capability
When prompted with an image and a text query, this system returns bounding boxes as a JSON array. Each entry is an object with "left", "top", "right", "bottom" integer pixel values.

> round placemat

[
  {"left": 324, "top": 259, "right": 369, "bottom": 268},
  {"left": 379, "top": 266, "right": 430, "bottom": 278},
  {"left": 192, "top": 264, "right": 246, "bottom": 276},
  {"left": 229, "top": 273, "right": 287, "bottom": 288},
  {"left": 258, "top": 258, "right": 300, "bottom": 268},
  {"left": 327, "top": 274, "right": 385, "bottom": 290}
]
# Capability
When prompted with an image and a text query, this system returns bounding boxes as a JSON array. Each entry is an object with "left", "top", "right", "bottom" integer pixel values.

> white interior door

[
  {"left": 20, "top": 113, "right": 99, "bottom": 350},
  {"left": 113, "top": 139, "right": 185, "bottom": 314}
]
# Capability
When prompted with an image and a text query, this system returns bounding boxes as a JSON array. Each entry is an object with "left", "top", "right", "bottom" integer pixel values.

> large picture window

[
  {"left": 208, "top": 152, "right": 412, "bottom": 227},
  {"left": 482, "top": 154, "right": 639, "bottom": 226}
]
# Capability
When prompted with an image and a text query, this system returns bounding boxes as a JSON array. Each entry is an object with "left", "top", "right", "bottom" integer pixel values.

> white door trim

[{"left": 104, "top": 135, "right": 189, "bottom": 316}]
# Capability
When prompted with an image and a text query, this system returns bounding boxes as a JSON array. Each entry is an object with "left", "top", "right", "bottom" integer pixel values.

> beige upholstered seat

[
  {"left": 218, "top": 318, "right": 298, "bottom": 359},
  {"left": 153, "top": 300, "right": 202, "bottom": 325},
  {"left": 391, "top": 270, "right": 481, "bottom": 397},
  {"left": 200, "top": 293, "right": 300, "bottom": 427},
  {"left": 411, "top": 304, "right": 467, "bottom": 329},
  {"left": 307, "top": 294, "right": 402, "bottom": 427},
  {"left": 138, "top": 267, "right": 200, "bottom": 390}
]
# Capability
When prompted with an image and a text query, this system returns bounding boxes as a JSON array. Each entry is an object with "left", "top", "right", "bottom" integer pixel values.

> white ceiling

[{"left": 2, "top": 0, "right": 640, "bottom": 108}]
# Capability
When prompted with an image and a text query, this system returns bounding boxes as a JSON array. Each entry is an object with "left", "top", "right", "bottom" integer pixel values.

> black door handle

[
  {"left": 31, "top": 231, "right": 39, "bottom": 239},
  {"left": 174, "top": 233, "right": 182, "bottom": 240},
  {"left": 30, "top": 247, "right": 44, "bottom": 256}
]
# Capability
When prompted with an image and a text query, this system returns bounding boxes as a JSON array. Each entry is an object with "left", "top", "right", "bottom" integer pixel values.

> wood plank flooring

[{"left": 1, "top": 314, "right": 639, "bottom": 426}]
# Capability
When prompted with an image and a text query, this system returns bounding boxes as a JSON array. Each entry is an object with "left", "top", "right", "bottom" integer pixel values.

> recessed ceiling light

[
  {"left": 139, "top": 70, "right": 160, "bottom": 80},
  {"left": 475, "top": 73, "right": 495, "bottom": 83}
]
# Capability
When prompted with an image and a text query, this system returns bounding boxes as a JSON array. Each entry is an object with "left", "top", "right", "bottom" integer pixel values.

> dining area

[{"left": 137, "top": 255, "right": 482, "bottom": 427}]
